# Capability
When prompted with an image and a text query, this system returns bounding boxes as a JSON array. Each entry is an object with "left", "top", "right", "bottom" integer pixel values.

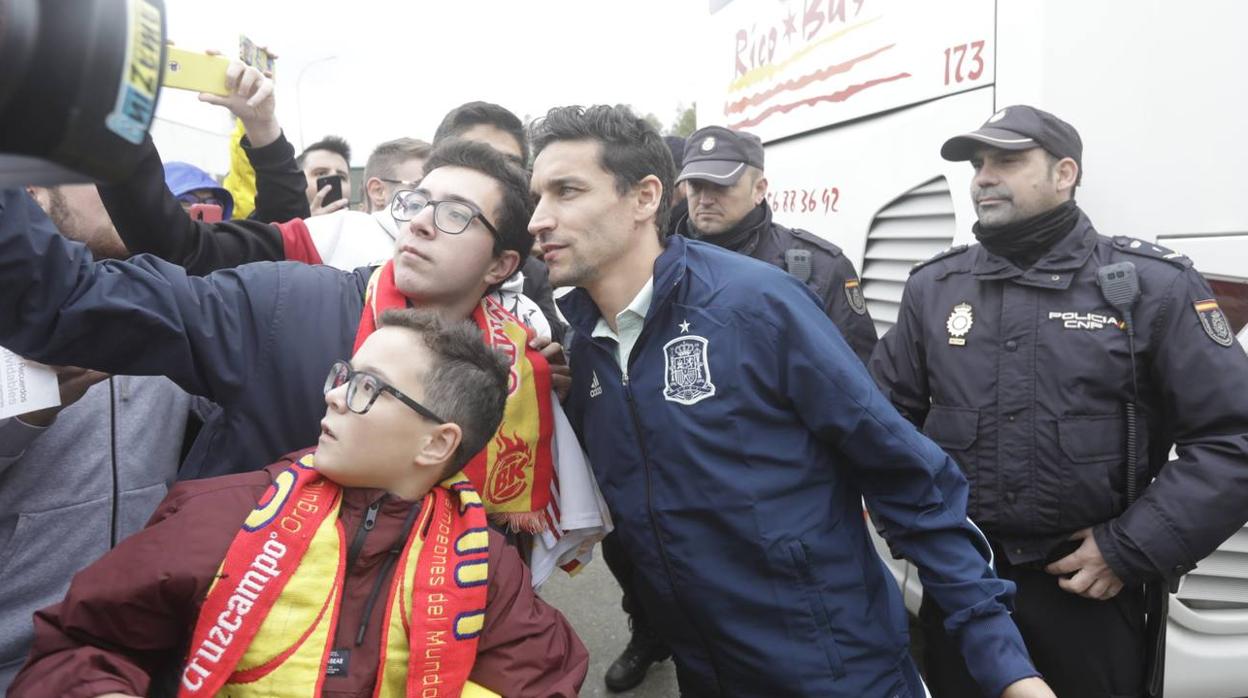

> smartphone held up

[{"left": 317, "top": 175, "right": 345, "bottom": 207}]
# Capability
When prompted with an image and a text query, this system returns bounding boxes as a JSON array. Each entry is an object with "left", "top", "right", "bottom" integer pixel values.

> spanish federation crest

[
  {"left": 663, "top": 334, "right": 716, "bottom": 405},
  {"left": 844, "top": 279, "right": 867, "bottom": 315},
  {"left": 946, "top": 302, "right": 974, "bottom": 346},
  {"left": 1194, "top": 299, "right": 1235, "bottom": 347}
]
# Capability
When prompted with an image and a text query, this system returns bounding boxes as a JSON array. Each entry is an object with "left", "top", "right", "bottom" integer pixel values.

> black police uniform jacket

[
  {"left": 869, "top": 210, "right": 1248, "bottom": 587},
  {"left": 675, "top": 202, "right": 879, "bottom": 363}
]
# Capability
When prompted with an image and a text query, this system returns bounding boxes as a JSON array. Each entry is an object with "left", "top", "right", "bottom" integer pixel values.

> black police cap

[
  {"left": 941, "top": 105, "right": 1083, "bottom": 173},
  {"left": 677, "top": 126, "right": 765, "bottom": 186}
]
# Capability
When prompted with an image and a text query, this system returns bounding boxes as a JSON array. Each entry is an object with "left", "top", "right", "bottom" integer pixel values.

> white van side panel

[{"left": 995, "top": 1, "right": 1248, "bottom": 239}]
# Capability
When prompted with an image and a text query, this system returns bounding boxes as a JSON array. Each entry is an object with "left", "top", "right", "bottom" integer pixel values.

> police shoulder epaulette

[
  {"left": 910, "top": 244, "right": 970, "bottom": 275},
  {"left": 1111, "top": 236, "right": 1192, "bottom": 268},
  {"left": 789, "top": 228, "right": 844, "bottom": 257}
]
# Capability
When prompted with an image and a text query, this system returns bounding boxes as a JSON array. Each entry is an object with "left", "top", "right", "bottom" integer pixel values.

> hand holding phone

[
  {"left": 316, "top": 175, "right": 344, "bottom": 207},
  {"left": 163, "top": 47, "right": 231, "bottom": 96}
]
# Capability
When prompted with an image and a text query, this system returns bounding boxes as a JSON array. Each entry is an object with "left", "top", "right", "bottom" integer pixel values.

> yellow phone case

[{"left": 163, "top": 47, "right": 231, "bottom": 96}]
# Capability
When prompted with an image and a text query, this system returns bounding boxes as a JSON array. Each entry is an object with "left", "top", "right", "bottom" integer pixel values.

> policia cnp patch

[{"left": 1194, "top": 299, "right": 1235, "bottom": 347}]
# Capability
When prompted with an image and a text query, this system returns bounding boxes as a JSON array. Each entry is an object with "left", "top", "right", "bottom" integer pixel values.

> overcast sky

[{"left": 161, "top": 0, "right": 710, "bottom": 162}]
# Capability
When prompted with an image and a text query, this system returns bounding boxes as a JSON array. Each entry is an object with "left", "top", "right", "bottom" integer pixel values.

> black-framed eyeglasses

[
  {"left": 323, "top": 360, "right": 446, "bottom": 423},
  {"left": 390, "top": 189, "right": 499, "bottom": 237}
]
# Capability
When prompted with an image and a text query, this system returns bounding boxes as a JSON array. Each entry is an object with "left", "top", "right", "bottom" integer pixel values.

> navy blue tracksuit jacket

[{"left": 560, "top": 235, "right": 1035, "bottom": 697}]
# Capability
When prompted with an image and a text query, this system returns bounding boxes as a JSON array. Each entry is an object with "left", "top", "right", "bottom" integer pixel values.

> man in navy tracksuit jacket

[{"left": 529, "top": 106, "right": 1054, "bottom": 697}]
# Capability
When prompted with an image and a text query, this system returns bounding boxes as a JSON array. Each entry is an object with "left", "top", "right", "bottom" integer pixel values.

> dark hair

[
  {"left": 298, "top": 135, "right": 352, "bottom": 168},
  {"left": 663, "top": 135, "right": 687, "bottom": 169},
  {"left": 422, "top": 139, "right": 533, "bottom": 268},
  {"left": 377, "top": 309, "right": 509, "bottom": 474},
  {"left": 530, "top": 105, "right": 674, "bottom": 239},
  {"left": 363, "top": 137, "right": 433, "bottom": 183},
  {"left": 433, "top": 101, "right": 529, "bottom": 166}
]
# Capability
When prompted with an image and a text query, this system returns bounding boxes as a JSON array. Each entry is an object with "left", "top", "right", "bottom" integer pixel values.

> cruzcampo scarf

[{"left": 177, "top": 453, "right": 493, "bottom": 697}]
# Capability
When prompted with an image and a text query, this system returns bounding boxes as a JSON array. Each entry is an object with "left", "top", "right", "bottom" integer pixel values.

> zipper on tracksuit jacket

[
  {"left": 620, "top": 371, "right": 680, "bottom": 593},
  {"left": 615, "top": 339, "right": 726, "bottom": 691}
]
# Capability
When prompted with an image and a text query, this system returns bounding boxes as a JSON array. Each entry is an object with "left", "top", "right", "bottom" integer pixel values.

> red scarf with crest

[{"left": 354, "top": 262, "right": 555, "bottom": 531}]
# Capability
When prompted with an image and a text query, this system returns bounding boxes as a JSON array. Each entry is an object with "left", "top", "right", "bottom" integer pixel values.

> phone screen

[{"left": 317, "top": 175, "right": 344, "bottom": 206}]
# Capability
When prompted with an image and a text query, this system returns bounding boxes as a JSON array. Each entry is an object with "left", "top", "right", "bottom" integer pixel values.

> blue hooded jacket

[
  {"left": 163, "top": 161, "right": 233, "bottom": 220},
  {"left": 559, "top": 235, "right": 1036, "bottom": 697}
]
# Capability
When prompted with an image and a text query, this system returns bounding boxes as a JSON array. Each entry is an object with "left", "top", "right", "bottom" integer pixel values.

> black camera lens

[{"left": 0, "top": 0, "right": 167, "bottom": 185}]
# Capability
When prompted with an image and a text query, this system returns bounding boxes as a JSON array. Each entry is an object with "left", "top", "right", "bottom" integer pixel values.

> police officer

[
  {"left": 674, "top": 125, "right": 878, "bottom": 363},
  {"left": 869, "top": 105, "right": 1248, "bottom": 697}
]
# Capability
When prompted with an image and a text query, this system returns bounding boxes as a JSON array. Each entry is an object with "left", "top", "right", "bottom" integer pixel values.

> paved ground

[
  {"left": 538, "top": 546, "right": 925, "bottom": 697},
  {"left": 540, "top": 552, "right": 679, "bottom": 697}
]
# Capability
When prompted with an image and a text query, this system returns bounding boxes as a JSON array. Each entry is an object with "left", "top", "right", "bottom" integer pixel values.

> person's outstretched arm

[
  {"left": 96, "top": 62, "right": 295, "bottom": 275},
  {"left": 0, "top": 188, "right": 283, "bottom": 404}
]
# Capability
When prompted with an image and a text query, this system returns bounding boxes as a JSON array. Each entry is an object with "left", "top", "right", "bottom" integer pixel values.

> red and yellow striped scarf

[
  {"left": 355, "top": 262, "right": 555, "bottom": 532},
  {"left": 177, "top": 453, "right": 491, "bottom": 697}
]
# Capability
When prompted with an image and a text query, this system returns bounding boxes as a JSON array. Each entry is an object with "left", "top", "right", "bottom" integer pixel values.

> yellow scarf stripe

[
  {"left": 184, "top": 456, "right": 490, "bottom": 698},
  {"left": 454, "top": 611, "right": 486, "bottom": 640},
  {"left": 376, "top": 525, "right": 421, "bottom": 698},
  {"left": 455, "top": 560, "right": 489, "bottom": 588},
  {"left": 226, "top": 497, "right": 344, "bottom": 694},
  {"left": 456, "top": 529, "right": 490, "bottom": 555}
]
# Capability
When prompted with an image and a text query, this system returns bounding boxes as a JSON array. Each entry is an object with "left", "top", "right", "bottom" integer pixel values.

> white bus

[{"left": 694, "top": 1, "right": 1248, "bottom": 695}]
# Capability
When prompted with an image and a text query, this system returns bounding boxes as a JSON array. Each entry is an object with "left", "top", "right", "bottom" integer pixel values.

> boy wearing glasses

[{"left": 8, "top": 310, "right": 588, "bottom": 698}]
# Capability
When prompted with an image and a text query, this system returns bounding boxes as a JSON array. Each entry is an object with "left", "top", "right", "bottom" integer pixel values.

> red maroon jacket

[{"left": 9, "top": 454, "right": 588, "bottom": 698}]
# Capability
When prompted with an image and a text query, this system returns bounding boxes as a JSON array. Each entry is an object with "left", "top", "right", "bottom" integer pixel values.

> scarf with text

[
  {"left": 177, "top": 453, "right": 492, "bottom": 697},
  {"left": 355, "top": 262, "right": 555, "bottom": 532}
]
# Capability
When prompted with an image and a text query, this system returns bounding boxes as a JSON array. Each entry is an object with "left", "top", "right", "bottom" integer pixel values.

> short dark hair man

[
  {"left": 9, "top": 310, "right": 588, "bottom": 697},
  {"left": 298, "top": 134, "right": 353, "bottom": 214},
  {"left": 674, "top": 125, "right": 878, "bottom": 363},
  {"left": 434, "top": 101, "right": 530, "bottom": 166},
  {"left": 528, "top": 104, "right": 1054, "bottom": 697},
  {"left": 869, "top": 105, "right": 1248, "bottom": 697}
]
